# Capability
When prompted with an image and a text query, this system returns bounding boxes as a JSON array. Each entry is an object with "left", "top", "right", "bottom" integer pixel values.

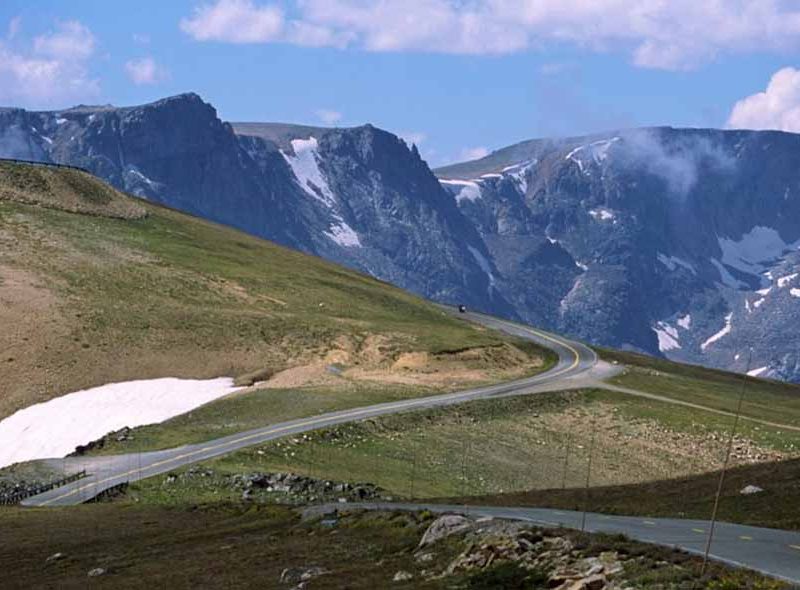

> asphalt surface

[
  {"left": 309, "top": 502, "right": 800, "bottom": 586},
  {"left": 23, "top": 311, "right": 601, "bottom": 507}
]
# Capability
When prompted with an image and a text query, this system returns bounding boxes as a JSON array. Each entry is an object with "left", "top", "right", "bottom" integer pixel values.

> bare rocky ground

[{"left": 295, "top": 509, "right": 787, "bottom": 589}]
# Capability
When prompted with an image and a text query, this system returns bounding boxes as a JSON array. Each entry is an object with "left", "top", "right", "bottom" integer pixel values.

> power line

[{"left": 701, "top": 347, "right": 752, "bottom": 576}]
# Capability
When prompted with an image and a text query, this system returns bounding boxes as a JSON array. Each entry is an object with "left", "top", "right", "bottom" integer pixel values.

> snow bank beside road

[{"left": 0, "top": 377, "right": 243, "bottom": 469}]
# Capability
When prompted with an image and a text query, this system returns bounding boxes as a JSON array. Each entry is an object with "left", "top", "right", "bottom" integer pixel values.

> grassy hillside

[
  {"left": 601, "top": 348, "right": 800, "bottom": 429},
  {"left": 462, "top": 456, "right": 800, "bottom": 532},
  {"left": 0, "top": 162, "right": 550, "bottom": 420},
  {"left": 124, "top": 386, "right": 800, "bottom": 507}
]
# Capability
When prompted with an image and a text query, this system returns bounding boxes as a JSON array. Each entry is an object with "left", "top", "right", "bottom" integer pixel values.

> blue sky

[{"left": 1, "top": 0, "right": 799, "bottom": 166}]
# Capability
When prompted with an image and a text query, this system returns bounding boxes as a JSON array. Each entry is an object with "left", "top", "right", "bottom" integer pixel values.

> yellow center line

[
  {"left": 692, "top": 528, "right": 705, "bottom": 534},
  {"left": 739, "top": 535, "right": 752, "bottom": 541},
  {"left": 790, "top": 545, "right": 800, "bottom": 551},
  {"left": 38, "top": 320, "right": 584, "bottom": 506},
  {"left": 643, "top": 521, "right": 657, "bottom": 526}
]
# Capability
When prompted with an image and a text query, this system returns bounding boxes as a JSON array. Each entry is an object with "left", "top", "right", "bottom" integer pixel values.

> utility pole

[
  {"left": 561, "top": 432, "right": 572, "bottom": 490},
  {"left": 702, "top": 348, "right": 752, "bottom": 576},
  {"left": 580, "top": 418, "right": 596, "bottom": 533}
]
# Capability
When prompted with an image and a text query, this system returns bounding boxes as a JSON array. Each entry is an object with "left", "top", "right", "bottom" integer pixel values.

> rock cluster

[
  {"left": 234, "top": 472, "right": 383, "bottom": 503},
  {"left": 164, "top": 468, "right": 384, "bottom": 504},
  {"left": 421, "top": 515, "right": 633, "bottom": 589}
]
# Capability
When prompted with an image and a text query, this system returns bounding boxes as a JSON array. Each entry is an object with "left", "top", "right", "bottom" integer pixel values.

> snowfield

[
  {"left": 282, "top": 137, "right": 337, "bottom": 207},
  {"left": 0, "top": 377, "right": 243, "bottom": 469}
]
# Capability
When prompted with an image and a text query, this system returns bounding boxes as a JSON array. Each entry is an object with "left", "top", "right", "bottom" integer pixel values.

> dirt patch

[
  {"left": 260, "top": 363, "right": 342, "bottom": 389},
  {"left": 349, "top": 343, "right": 544, "bottom": 388}
]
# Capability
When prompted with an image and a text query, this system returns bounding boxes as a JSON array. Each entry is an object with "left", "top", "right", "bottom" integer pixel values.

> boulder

[
  {"left": 740, "top": 485, "right": 764, "bottom": 495},
  {"left": 393, "top": 571, "right": 413, "bottom": 582},
  {"left": 419, "top": 514, "right": 472, "bottom": 547}
]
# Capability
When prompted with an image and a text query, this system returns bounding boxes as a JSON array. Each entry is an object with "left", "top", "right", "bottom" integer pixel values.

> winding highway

[
  {"left": 19, "top": 310, "right": 800, "bottom": 585},
  {"left": 22, "top": 311, "right": 602, "bottom": 508}
]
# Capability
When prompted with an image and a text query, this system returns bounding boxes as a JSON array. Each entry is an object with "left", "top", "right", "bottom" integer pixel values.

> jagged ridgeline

[{"left": 4, "top": 95, "right": 800, "bottom": 381}]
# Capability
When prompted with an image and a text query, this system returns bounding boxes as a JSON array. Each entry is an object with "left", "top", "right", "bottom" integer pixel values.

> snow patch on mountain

[
  {"left": 748, "top": 366, "right": 770, "bottom": 377},
  {"left": 565, "top": 137, "right": 620, "bottom": 174},
  {"left": 791, "top": 288, "right": 800, "bottom": 298},
  {"left": 701, "top": 313, "right": 733, "bottom": 351},
  {"left": 654, "top": 321, "right": 681, "bottom": 352},
  {"left": 777, "top": 273, "right": 798, "bottom": 288},
  {"left": 282, "top": 137, "right": 336, "bottom": 208},
  {"left": 677, "top": 314, "right": 692, "bottom": 329},
  {"left": 589, "top": 208, "right": 615, "bottom": 222},
  {"left": 718, "top": 226, "right": 793, "bottom": 279},
  {"left": 325, "top": 219, "right": 361, "bottom": 248},
  {"left": 441, "top": 179, "right": 482, "bottom": 203},
  {"left": 658, "top": 253, "right": 696, "bottom": 275}
]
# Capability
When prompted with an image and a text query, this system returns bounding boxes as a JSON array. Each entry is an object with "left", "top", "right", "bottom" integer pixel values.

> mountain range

[{"left": 3, "top": 92, "right": 800, "bottom": 382}]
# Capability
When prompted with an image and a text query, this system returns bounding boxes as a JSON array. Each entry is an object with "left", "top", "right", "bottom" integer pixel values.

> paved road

[
  {"left": 308, "top": 502, "right": 800, "bottom": 586},
  {"left": 23, "top": 311, "right": 602, "bottom": 507}
]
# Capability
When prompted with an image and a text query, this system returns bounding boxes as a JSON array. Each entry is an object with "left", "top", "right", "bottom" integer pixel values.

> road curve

[
  {"left": 23, "top": 310, "right": 599, "bottom": 507},
  {"left": 314, "top": 502, "right": 800, "bottom": 586}
]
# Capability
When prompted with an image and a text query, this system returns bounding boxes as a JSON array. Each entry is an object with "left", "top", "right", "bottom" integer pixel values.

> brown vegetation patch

[{"left": 0, "top": 163, "right": 147, "bottom": 219}]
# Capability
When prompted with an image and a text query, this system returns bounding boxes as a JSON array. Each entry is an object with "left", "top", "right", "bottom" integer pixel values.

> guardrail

[
  {"left": 0, "top": 157, "right": 90, "bottom": 173},
  {"left": 0, "top": 470, "right": 87, "bottom": 506},
  {"left": 85, "top": 481, "right": 128, "bottom": 503}
]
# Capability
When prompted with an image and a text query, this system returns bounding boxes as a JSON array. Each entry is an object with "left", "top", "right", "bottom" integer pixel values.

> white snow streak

[
  {"left": 589, "top": 207, "right": 615, "bottom": 222},
  {"left": 325, "top": 220, "right": 361, "bottom": 248},
  {"left": 658, "top": 253, "right": 697, "bottom": 275},
  {"left": 701, "top": 313, "right": 733, "bottom": 351},
  {"left": 747, "top": 366, "right": 769, "bottom": 377},
  {"left": 282, "top": 137, "right": 336, "bottom": 208},
  {"left": 565, "top": 137, "right": 620, "bottom": 174},
  {"left": 0, "top": 378, "right": 243, "bottom": 469},
  {"left": 653, "top": 321, "right": 681, "bottom": 352},
  {"left": 677, "top": 314, "right": 692, "bottom": 330},
  {"left": 467, "top": 245, "right": 496, "bottom": 294},
  {"left": 777, "top": 273, "right": 798, "bottom": 288}
]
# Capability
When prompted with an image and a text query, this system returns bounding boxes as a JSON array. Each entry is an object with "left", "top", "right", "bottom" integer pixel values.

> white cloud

[
  {"left": 125, "top": 57, "right": 169, "bottom": 85},
  {"left": 0, "top": 19, "right": 99, "bottom": 107},
  {"left": 727, "top": 67, "right": 800, "bottom": 133},
  {"left": 132, "top": 33, "right": 151, "bottom": 45},
  {"left": 180, "top": 0, "right": 800, "bottom": 70},
  {"left": 460, "top": 146, "right": 490, "bottom": 161},
  {"left": 33, "top": 20, "right": 95, "bottom": 60},
  {"left": 180, "top": 0, "right": 284, "bottom": 43},
  {"left": 314, "top": 108, "right": 342, "bottom": 124}
]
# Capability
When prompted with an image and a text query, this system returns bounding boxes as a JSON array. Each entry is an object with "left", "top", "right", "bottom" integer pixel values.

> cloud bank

[
  {"left": 727, "top": 67, "right": 800, "bottom": 133},
  {"left": 0, "top": 19, "right": 99, "bottom": 106},
  {"left": 180, "top": 0, "right": 800, "bottom": 70}
]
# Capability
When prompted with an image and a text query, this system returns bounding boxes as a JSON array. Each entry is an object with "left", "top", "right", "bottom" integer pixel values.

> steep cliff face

[
  {"left": 437, "top": 127, "right": 800, "bottom": 380},
  {"left": 234, "top": 122, "right": 511, "bottom": 311}
]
